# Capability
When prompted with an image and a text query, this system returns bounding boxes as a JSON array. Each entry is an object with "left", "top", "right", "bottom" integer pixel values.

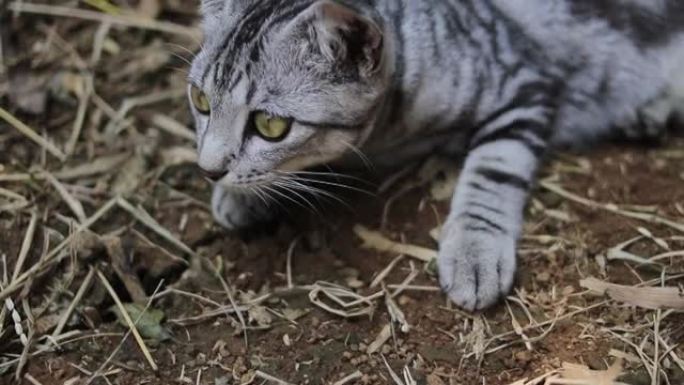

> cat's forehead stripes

[{"left": 201, "top": 0, "right": 316, "bottom": 93}]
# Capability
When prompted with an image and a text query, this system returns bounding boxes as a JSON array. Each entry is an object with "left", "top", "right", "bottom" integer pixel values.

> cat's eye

[
  {"left": 253, "top": 112, "right": 292, "bottom": 141},
  {"left": 190, "top": 85, "right": 211, "bottom": 115}
]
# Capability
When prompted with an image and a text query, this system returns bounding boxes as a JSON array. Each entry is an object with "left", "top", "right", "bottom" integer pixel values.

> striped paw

[{"left": 437, "top": 223, "right": 517, "bottom": 311}]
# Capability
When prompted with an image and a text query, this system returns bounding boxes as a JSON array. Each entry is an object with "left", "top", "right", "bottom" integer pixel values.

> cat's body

[{"left": 189, "top": 0, "right": 684, "bottom": 310}]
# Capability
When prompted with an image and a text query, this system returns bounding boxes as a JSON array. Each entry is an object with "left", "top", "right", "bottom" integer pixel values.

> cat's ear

[{"left": 307, "top": 1, "right": 385, "bottom": 76}]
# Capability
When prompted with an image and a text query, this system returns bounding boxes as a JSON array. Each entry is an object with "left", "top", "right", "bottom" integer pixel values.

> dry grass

[{"left": 1, "top": 1, "right": 684, "bottom": 385}]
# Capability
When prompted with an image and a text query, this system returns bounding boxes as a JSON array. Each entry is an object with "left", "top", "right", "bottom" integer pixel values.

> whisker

[
  {"left": 278, "top": 170, "right": 377, "bottom": 187},
  {"left": 248, "top": 186, "right": 270, "bottom": 208},
  {"left": 278, "top": 178, "right": 354, "bottom": 212},
  {"left": 261, "top": 183, "right": 315, "bottom": 215},
  {"left": 166, "top": 66, "right": 190, "bottom": 76},
  {"left": 169, "top": 51, "right": 194, "bottom": 67},
  {"left": 341, "top": 140, "right": 375, "bottom": 172},
  {"left": 287, "top": 175, "right": 377, "bottom": 197},
  {"left": 271, "top": 180, "right": 323, "bottom": 216},
  {"left": 164, "top": 42, "right": 199, "bottom": 59}
]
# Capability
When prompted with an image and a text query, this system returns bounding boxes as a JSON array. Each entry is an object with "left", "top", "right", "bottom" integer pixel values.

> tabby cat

[{"left": 188, "top": 0, "right": 684, "bottom": 311}]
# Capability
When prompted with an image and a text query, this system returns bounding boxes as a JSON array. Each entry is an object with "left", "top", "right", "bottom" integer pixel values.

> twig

[
  {"left": 541, "top": 180, "right": 684, "bottom": 233},
  {"left": 8, "top": 2, "right": 200, "bottom": 38},
  {"left": 65, "top": 74, "right": 93, "bottom": 156},
  {"left": 51, "top": 267, "right": 95, "bottom": 341},
  {"left": 42, "top": 170, "right": 88, "bottom": 223},
  {"left": 12, "top": 210, "right": 39, "bottom": 282},
  {"left": 24, "top": 374, "right": 44, "bottom": 385},
  {"left": 209, "top": 261, "right": 248, "bottom": 346},
  {"left": 371, "top": 255, "right": 404, "bottom": 288},
  {"left": 86, "top": 282, "right": 164, "bottom": 385},
  {"left": 151, "top": 114, "right": 196, "bottom": 141},
  {"left": 286, "top": 237, "right": 300, "bottom": 289},
  {"left": 117, "top": 197, "right": 195, "bottom": 257},
  {"left": 0, "top": 107, "right": 66, "bottom": 161},
  {"left": 254, "top": 370, "right": 294, "bottom": 385},
  {"left": 0, "top": 197, "right": 117, "bottom": 302},
  {"left": 333, "top": 371, "right": 363, "bottom": 385},
  {"left": 15, "top": 300, "right": 34, "bottom": 381},
  {"left": 95, "top": 269, "right": 158, "bottom": 372}
]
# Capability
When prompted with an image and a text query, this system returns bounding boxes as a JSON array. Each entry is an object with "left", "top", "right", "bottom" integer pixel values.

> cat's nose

[{"left": 200, "top": 168, "right": 228, "bottom": 182}]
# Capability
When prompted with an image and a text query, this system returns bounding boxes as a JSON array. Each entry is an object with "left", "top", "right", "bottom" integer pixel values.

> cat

[{"left": 188, "top": 0, "right": 684, "bottom": 311}]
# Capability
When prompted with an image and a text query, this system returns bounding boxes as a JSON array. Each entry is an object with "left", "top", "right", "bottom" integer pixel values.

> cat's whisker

[
  {"left": 164, "top": 42, "right": 199, "bottom": 60},
  {"left": 275, "top": 179, "right": 326, "bottom": 206},
  {"left": 257, "top": 184, "right": 288, "bottom": 213},
  {"left": 280, "top": 170, "right": 376, "bottom": 187},
  {"left": 266, "top": 181, "right": 320, "bottom": 215},
  {"left": 277, "top": 177, "right": 354, "bottom": 212},
  {"left": 271, "top": 180, "right": 324, "bottom": 215},
  {"left": 166, "top": 66, "right": 191, "bottom": 76},
  {"left": 260, "top": 184, "right": 302, "bottom": 214},
  {"left": 341, "top": 140, "right": 375, "bottom": 172},
  {"left": 248, "top": 185, "right": 270, "bottom": 208},
  {"left": 169, "top": 51, "right": 194, "bottom": 67},
  {"left": 285, "top": 175, "right": 377, "bottom": 197}
]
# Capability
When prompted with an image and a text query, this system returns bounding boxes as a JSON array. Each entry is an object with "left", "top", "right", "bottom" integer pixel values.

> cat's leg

[
  {"left": 439, "top": 119, "right": 550, "bottom": 311},
  {"left": 211, "top": 184, "right": 274, "bottom": 230}
]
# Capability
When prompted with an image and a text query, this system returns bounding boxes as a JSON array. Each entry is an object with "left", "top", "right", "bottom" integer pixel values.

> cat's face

[{"left": 189, "top": 0, "right": 390, "bottom": 189}]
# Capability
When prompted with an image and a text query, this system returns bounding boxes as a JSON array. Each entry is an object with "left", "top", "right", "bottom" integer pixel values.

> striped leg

[
  {"left": 211, "top": 184, "right": 273, "bottom": 230},
  {"left": 438, "top": 126, "right": 547, "bottom": 311}
]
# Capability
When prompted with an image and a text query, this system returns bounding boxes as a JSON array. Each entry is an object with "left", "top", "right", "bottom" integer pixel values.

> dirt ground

[{"left": 1, "top": 2, "right": 684, "bottom": 385}]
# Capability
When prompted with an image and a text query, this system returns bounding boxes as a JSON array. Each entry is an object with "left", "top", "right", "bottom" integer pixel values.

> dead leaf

[
  {"left": 580, "top": 277, "right": 684, "bottom": 310},
  {"left": 112, "top": 303, "right": 171, "bottom": 342},
  {"left": 112, "top": 152, "right": 147, "bottom": 196},
  {"left": 248, "top": 305, "right": 273, "bottom": 327},
  {"left": 549, "top": 360, "right": 625, "bottom": 385},
  {"left": 282, "top": 308, "right": 309, "bottom": 322}
]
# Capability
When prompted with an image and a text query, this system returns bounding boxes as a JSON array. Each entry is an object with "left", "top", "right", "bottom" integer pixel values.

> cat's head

[{"left": 189, "top": 0, "right": 391, "bottom": 188}]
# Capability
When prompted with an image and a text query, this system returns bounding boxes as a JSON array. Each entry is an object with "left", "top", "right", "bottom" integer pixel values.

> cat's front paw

[
  {"left": 437, "top": 223, "right": 517, "bottom": 311},
  {"left": 211, "top": 185, "right": 273, "bottom": 231}
]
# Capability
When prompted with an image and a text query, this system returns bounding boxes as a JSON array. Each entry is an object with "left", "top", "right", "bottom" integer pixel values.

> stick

[
  {"left": 333, "top": 371, "right": 363, "bottom": 385},
  {"left": 95, "top": 269, "right": 158, "bottom": 372},
  {"left": 0, "top": 198, "right": 117, "bottom": 302},
  {"left": 51, "top": 268, "right": 95, "bottom": 340},
  {"left": 0, "top": 107, "right": 66, "bottom": 161},
  {"left": 8, "top": 2, "right": 200, "bottom": 39},
  {"left": 12, "top": 210, "right": 39, "bottom": 282},
  {"left": 541, "top": 181, "right": 684, "bottom": 233},
  {"left": 254, "top": 371, "right": 294, "bottom": 385}
]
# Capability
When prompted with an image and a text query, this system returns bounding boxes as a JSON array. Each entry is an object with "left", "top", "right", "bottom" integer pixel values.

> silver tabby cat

[{"left": 188, "top": 0, "right": 684, "bottom": 311}]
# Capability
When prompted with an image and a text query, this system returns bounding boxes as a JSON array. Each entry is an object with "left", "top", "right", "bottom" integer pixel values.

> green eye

[
  {"left": 253, "top": 112, "right": 292, "bottom": 141},
  {"left": 190, "top": 84, "right": 210, "bottom": 115}
]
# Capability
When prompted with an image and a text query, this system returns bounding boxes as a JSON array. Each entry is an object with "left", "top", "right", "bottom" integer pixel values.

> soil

[{"left": 1, "top": 2, "right": 684, "bottom": 385}]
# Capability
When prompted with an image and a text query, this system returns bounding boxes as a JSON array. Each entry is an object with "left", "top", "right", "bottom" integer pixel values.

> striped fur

[{"left": 189, "top": 0, "right": 684, "bottom": 311}]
